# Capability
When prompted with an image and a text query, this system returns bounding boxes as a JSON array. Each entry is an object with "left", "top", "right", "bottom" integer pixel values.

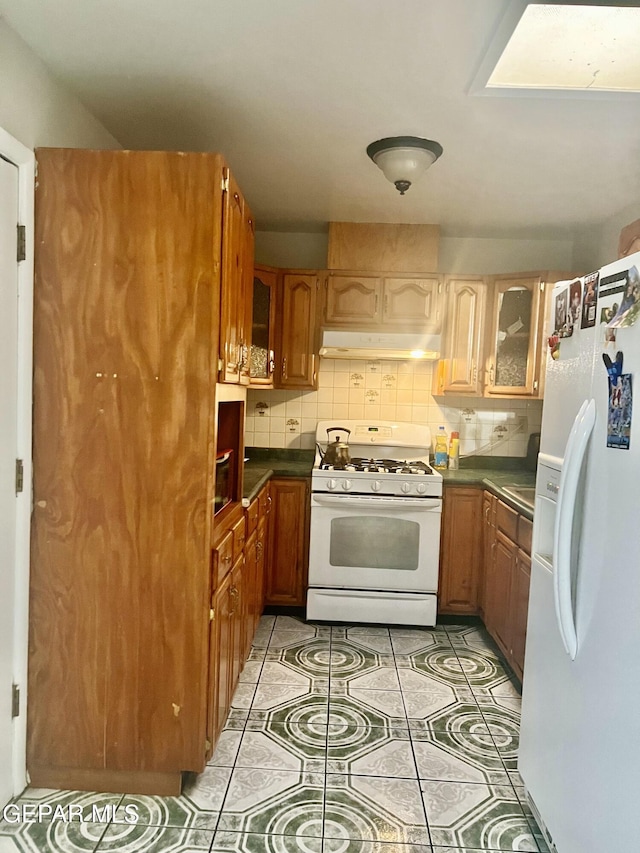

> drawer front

[
  {"left": 245, "top": 499, "right": 259, "bottom": 537},
  {"left": 232, "top": 516, "right": 246, "bottom": 561},
  {"left": 213, "top": 530, "right": 234, "bottom": 588},
  {"left": 517, "top": 515, "right": 533, "bottom": 554},
  {"left": 496, "top": 500, "right": 518, "bottom": 541},
  {"left": 258, "top": 485, "right": 270, "bottom": 521}
]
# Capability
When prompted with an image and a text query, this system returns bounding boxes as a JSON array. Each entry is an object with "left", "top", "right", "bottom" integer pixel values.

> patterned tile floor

[{"left": 0, "top": 617, "right": 548, "bottom": 853}]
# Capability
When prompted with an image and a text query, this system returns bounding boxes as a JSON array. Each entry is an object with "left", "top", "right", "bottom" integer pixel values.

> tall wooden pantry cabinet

[{"left": 29, "top": 149, "right": 229, "bottom": 795}]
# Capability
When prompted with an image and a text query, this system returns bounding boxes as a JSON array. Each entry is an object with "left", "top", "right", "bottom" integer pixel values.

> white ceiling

[{"left": 1, "top": 0, "right": 639, "bottom": 237}]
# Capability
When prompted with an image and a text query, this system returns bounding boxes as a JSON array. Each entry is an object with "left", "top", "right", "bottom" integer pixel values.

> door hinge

[
  {"left": 15, "top": 459, "right": 24, "bottom": 494},
  {"left": 540, "top": 281, "right": 545, "bottom": 292},
  {"left": 205, "top": 738, "right": 211, "bottom": 752},
  {"left": 533, "top": 379, "right": 539, "bottom": 391},
  {"left": 209, "top": 607, "right": 215, "bottom": 622},
  {"left": 11, "top": 684, "right": 20, "bottom": 718},
  {"left": 221, "top": 175, "right": 229, "bottom": 193},
  {"left": 17, "top": 225, "right": 26, "bottom": 262}
]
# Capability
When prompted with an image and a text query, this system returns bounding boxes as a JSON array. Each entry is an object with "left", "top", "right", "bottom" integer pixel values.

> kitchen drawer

[
  {"left": 232, "top": 516, "right": 246, "bottom": 561},
  {"left": 496, "top": 500, "right": 518, "bottom": 541},
  {"left": 258, "top": 485, "right": 270, "bottom": 521},
  {"left": 213, "top": 530, "right": 234, "bottom": 588},
  {"left": 517, "top": 515, "right": 533, "bottom": 555},
  {"left": 245, "top": 498, "right": 259, "bottom": 537}
]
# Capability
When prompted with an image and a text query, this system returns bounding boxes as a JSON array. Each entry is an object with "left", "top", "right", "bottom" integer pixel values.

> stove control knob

[
  {"left": 417, "top": 482, "right": 427, "bottom": 495},
  {"left": 327, "top": 479, "right": 338, "bottom": 490},
  {"left": 401, "top": 482, "right": 412, "bottom": 494},
  {"left": 372, "top": 480, "right": 382, "bottom": 492},
  {"left": 342, "top": 479, "right": 352, "bottom": 491}
]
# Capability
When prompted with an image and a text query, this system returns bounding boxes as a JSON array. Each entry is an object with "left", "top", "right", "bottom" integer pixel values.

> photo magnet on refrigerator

[
  {"left": 603, "top": 352, "right": 632, "bottom": 449},
  {"left": 581, "top": 271, "right": 599, "bottom": 329}
]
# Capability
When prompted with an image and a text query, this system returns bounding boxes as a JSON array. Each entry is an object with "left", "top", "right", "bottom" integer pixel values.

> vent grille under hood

[{"left": 320, "top": 330, "right": 441, "bottom": 361}]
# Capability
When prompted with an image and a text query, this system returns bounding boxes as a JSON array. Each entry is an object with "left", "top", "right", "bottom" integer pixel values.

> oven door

[{"left": 308, "top": 493, "right": 442, "bottom": 593}]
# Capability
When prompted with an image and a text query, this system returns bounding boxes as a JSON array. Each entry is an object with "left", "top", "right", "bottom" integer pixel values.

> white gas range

[{"left": 306, "top": 420, "right": 443, "bottom": 626}]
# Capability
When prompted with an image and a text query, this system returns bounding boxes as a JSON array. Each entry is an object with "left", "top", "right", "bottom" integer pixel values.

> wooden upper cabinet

[
  {"left": 277, "top": 273, "right": 319, "bottom": 389},
  {"left": 219, "top": 169, "right": 244, "bottom": 383},
  {"left": 485, "top": 275, "right": 544, "bottom": 397},
  {"left": 325, "top": 275, "right": 382, "bottom": 325},
  {"left": 239, "top": 201, "right": 255, "bottom": 386},
  {"left": 250, "top": 265, "right": 277, "bottom": 387},
  {"left": 435, "top": 276, "right": 487, "bottom": 395},
  {"left": 382, "top": 277, "right": 440, "bottom": 330},
  {"left": 219, "top": 168, "right": 254, "bottom": 385},
  {"left": 324, "top": 273, "right": 441, "bottom": 331}
]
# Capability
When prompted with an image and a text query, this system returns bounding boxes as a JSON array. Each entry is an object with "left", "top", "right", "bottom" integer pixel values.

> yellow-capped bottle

[
  {"left": 433, "top": 425, "right": 449, "bottom": 470},
  {"left": 448, "top": 430, "right": 460, "bottom": 470}
]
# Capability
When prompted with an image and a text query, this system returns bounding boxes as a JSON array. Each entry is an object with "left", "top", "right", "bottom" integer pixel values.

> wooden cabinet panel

[
  {"left": 490, "top": 530, "right": 516, "bottom": 656},
  {"left": 250, "top": 265, "right": 277, "bottom": 387},
  {"left": 438, "top": 487, "right": 483, "bottom": 614},
  {"left": 266, "top": 478, "right": 310, "bottom": 606},
  {"left": 232, "top": 515, "right": 246, "bottom": 562},
  {"left": 482, "top": 489, "right": 532, "bottom": 681},
  {"left": 278, "top": 274, "right": 319, "bottom": 389},
  {"left": 436, "top": 277, "right": 487, "bottom": 395},
  {"left": 219, "top": 169, "right": 245, "bottom": 384},
  {"left": 208, "top": 568, "right": 234, "bottom": 746},
  {"left": 496, "top": 500, "right": 518, "bottom": 541},
  {"left": 517, "top": 515, "right": 533, "bottom": 555},
  {"left": 30, "top": 148, "right": 222, "bottom": 792},
  {"left": 480, "top": 491, "right": 497, "bottom": 617},
  {"left": 325, "top": 275, "right": 381, "bottom": 325},
  {"left": 212, "top": 530, "right": 234, "bottom": 589},
  {"left": 383, "top": 277, "right": 440, "bottom": 329},
  {"left": 239, "top": 201, "right": 255, "bottom": 386},
  {"left": 511, "top": 549, "right": 531, "bottom": 679},
  {"left": 485, "top": 275, "right": 543, "bottom": 397}
]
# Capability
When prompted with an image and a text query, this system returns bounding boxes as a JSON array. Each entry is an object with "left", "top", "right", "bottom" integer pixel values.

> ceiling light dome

[{"left": 366, "top": 136, "right": 443, "bottom": 195}]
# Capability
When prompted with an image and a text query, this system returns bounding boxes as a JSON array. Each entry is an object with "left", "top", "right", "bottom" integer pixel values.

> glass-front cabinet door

[
  {"left": 250, "top": 264, "right": 277, "bottom": 386},
  {"left": 485, "top": 275, "right": 543, "bottom": 397}
]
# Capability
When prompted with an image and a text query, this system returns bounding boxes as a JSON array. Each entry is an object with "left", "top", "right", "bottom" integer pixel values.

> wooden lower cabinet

[
  {"left": 482, "top": 491, "right": 532, "bottom": 680},
  {"left": 438, "top": 487, "right": 483, "bottom": 614},
  {"left": 265, "top": 478, "right": 311, "bottom": 607},
  {"left": 510, "top": 549, "right": 531, "bottom": 680},
  {"left": 207, "top": 483, "right": 270, "bottom": 757}
]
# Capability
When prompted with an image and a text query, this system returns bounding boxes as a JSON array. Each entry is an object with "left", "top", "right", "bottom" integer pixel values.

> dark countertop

[
  {"left": 242, "top": 448, "right": 314, "bottom": 501},
  {"left": 243, "top": 448, "right": 535, "bottom": 517},
  {"left": 442, "top": 462, "right": 536, "bottom": 519}
]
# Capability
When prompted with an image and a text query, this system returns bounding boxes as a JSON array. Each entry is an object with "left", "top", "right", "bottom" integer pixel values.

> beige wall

[{"left": 0, "top": 20, "right": 119, "bottom": 150}]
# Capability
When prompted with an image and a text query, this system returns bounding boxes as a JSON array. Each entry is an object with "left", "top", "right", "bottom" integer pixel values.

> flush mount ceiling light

[{"left": 366, "top": 136, "right": 443, "bottom": 195}]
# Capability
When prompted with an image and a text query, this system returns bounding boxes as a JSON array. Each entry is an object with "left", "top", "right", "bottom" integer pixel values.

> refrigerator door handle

[{"left": 553, "top": 398, "right": 596, "bottom": 660}]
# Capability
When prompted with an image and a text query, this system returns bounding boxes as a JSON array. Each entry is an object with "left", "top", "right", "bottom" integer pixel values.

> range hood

[{"left": 320, "top": 330, "right": 441, "bottom": 361}]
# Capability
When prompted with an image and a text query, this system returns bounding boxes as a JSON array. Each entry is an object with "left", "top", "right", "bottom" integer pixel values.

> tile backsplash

[{"left": 245, "top": 358, "right": 542, "bottom": 457}]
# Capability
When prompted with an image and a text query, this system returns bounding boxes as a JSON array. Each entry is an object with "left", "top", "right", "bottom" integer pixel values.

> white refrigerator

[{"left": 518, "top": 252, "right": 640, "bottom": 852}]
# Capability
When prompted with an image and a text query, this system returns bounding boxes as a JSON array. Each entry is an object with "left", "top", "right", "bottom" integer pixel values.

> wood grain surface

[
  {"left": 327, "top": 222, "right": 439, "bottom": 272},
  {"left": 30, "top": 149, "right": 222, "bottom": 780}
]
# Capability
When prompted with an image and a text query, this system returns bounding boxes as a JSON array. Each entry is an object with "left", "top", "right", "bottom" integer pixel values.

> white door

[{"left": 0, "top": 154, "right": 19, "bottom": 806}]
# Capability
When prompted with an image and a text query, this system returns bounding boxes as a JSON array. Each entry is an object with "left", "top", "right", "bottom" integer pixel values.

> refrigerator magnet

[
  {"left": 607, "top": 372, "right": 632, "bottom": 450},
  {"left": 581, "top": 271, "right": 599, "bottom": 329},
  {"left": 569, "top": 279, "right": 582, "bottom": 328},
  {"left": 554, "top": 287, "right": 573, "bottom": 338},
  {"left": 607, "top": 265, "right": 640, "bottom": 329}
]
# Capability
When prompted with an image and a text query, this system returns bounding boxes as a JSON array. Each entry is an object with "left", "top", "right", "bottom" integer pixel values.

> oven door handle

[{"left": 311, "top": 494, "right": 442, "bottom": 511}]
